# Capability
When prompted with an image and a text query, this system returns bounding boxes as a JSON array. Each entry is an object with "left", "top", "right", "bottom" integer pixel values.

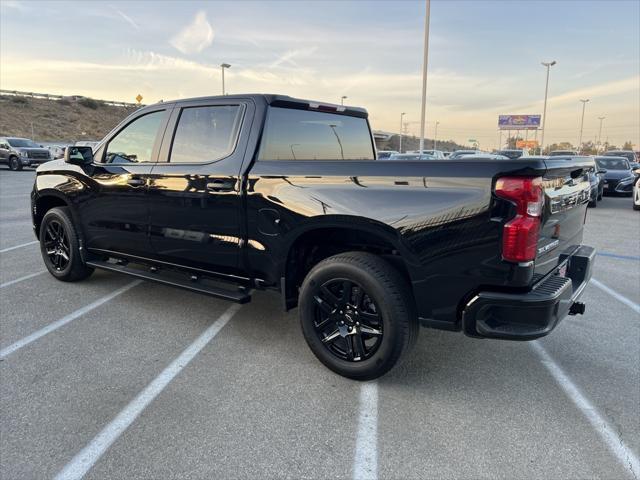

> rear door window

[
  {"left": 169, "top": 105, "right": 244, "bottom": 163},
  {"left": 258, "top": 107, "right": 374, "bottom": 161}
]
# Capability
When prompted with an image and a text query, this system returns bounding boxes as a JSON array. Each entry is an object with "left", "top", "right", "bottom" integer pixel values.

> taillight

[{"left": 495, "top": 176, "right": 544, "bottom": 262}]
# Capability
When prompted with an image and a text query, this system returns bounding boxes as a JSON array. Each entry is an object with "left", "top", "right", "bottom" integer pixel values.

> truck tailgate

[{"left": 535, "top": 157, "right": 594, "bottom": 277}]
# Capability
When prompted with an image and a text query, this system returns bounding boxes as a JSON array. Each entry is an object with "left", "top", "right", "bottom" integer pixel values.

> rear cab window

[{"left": 258, "top": 107, "right": 374, "bottom": 161}]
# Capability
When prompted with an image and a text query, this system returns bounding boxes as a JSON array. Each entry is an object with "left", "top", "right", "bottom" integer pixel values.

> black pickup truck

[{"left": 31, "top": 94, "right": 595, "bottom": 379}]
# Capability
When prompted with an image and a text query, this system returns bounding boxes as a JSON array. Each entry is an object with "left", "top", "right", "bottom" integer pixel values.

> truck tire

[
  {"left": 299, "top": 252, "right": 418, "bottom": 380},
  {"left": 39, "top": 207, "right": 94, "bottom": 282},
  {"left": 9, "top": 156, "right": 22, "bottom": 171}
]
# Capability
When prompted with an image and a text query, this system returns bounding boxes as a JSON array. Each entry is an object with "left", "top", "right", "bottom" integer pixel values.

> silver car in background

[{"left": 0, "top": 137, "right": 52, "bottom": 171}]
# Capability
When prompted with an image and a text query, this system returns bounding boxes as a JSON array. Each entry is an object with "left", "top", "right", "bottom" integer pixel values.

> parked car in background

[
  {"left": 448, "top": 149, "right": 483, "bottom": 159},
  {"left": 595, "top": 156, "right": 635, "bottom": 196},
  {"left": 496, "top": 149, "right": 530, "bottom": 159},
  {"left": 587, "top": 168, "right": 605, "bottom": 207},
  {"left": 549, "top": 150, "right": 578, "bottom": 157},
  {"left": 74, "top": 140, "right": 100, "bottom": 151},
  {"left": 387, "top": 153, "right": 436, "bottom": 160},
  {"left": 603, "top": 150, "right": 639, "bottom": 170},
  {"left": 376, "top": 150, "right": 398, "bottom": 160},
  {"left": 457, "top": 153, "right": 510, "bottom": 160},
  {"left": 407, "top": 149, "right": 445, "bottom": 159},
  {"left": 46, "top": 145, "right": 67, "bottom": 159},
  {"left": 633, "top": 169, "right": 640, "bottom": 210},
  {"left": 0, "top": 137, "right": 52, "bottom": 171}
]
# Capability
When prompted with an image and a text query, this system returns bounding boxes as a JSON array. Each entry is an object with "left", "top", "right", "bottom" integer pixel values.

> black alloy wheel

[
  {"left": 312, "top": 279, "right": 383, "bottom": 362},
  {"left": 39, "top": 207, "right": 94, "bottom": 282},
  {"left": 299, "top": 252, "right": 418, "bottom": 380},
  {"left": 43, "top": 219, "right": 71, "bottom": 271}
]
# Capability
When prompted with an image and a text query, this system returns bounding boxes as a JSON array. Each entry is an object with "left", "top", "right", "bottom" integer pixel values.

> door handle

[
  {"left": 127, "top": 178, "right": 146, "bottom": 186},
  {"left": 206, "top": 179, "right": 235, "bottom": 192}
]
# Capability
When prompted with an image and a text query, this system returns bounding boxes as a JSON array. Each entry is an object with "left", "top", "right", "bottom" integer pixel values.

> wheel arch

[
  {"left": 281, "top": 222, "right": 417, "bottom": 310},
  {"left": 33, "top": 191, "right": 72, "bottom": 239}
]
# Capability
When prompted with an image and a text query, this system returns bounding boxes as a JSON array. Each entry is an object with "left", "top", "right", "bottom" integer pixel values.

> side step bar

[{"left": 86, "top": 259, "right": 251, "bottom": 304}]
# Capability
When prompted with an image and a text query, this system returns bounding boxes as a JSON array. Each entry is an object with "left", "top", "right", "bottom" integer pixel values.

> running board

[{"left": 86, "top": 259, "right": 251, "bottom": 304}]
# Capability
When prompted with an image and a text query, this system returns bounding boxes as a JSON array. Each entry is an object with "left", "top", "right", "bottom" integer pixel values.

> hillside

[{"left": 0, "top": 95, "right": 138, "bottom": 143}]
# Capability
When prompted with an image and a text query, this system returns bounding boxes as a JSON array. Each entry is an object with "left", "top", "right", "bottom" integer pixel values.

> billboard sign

[
  {"left": 516, "top": 140, "right": 539, "bottom": 149},
  {"left": 498, "top": 114, "right": 541, "bottom": 130}
]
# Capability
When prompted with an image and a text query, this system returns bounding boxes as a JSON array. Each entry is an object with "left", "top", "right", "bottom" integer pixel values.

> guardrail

[{"left": 0, "top": 89, "right": 141, "bottom": 107}]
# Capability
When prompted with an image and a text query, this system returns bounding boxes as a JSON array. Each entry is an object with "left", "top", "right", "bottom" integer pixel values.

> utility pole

[
  {"left": 597, "top": 116, "right": 605, "bottom": 152},
  {"left": 341, "top": 96, "right": 347, "bottom": 106},
  {"left": 419, "top": 0, "right": 431, "bottom": 153},
  {"left": 434, "top": 121, "right": 439, "bottom": 150},
  {"left": 399, "top": 112, "right": 406, "bottom": 152},
  {"left": 220, "top": 63, "right": 231, "bottom": 95},
  {"left": 578, "top": 99, "right": 590, "bottom": 153},
  {"left": 540, "top": 60, "right": 557, "bottom": 154}
]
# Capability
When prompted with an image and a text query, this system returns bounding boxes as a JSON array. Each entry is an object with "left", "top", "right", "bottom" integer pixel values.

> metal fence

[{"left": 0, "top": 89, "right": 141, "bottom": 108}]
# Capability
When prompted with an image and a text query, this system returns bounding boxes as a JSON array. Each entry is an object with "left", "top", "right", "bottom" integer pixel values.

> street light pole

[
  {"left": 540, "top": 60, "right": 556, "bottom": 154},
  {"left": 341, "top": 95, "right": 347, "bottom": 106},
  {"left": 434, "top": 120, "right": 439, "bottom": 150},
  {"left": 597, "top": 116, "right": 605, "bottom": 151},
  {"left": 578, "top": 99, "right": 589, "bottom": 153},
  {"left": 419, "top": 0, "right": 431, "bottom": 153},
  {"left": 399, "top": 112, "right": 406, "bottom": 153},
  {"left": 220, "top": 63, "right": 231, "bottom": 95}
]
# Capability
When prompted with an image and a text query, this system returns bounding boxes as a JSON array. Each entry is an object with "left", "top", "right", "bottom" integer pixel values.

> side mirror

[{"left": 64, "top": 146, "right": 93, "bottom": 166}]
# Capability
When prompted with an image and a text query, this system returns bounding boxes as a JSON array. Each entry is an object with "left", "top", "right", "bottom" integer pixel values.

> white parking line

[
  {"left": 0, "top": 280, "right": 142, "bottom": 359},
  {"left": 0, "top": 240, "right": 38, "bottom": 253},
  {"left": 0, "top": 270, "right": 46, "bottom": 288},
  {"left": 531, "top": 341, "right": 640, "bottom": 479},
  {"left": 353, "top": 381, "right": 378, "bottom": 480},
  {"left": 591, "top": 278, "right": 640, "bottom": 314},
  {"left": 53, "top": 302, "right": 242, "bottom": 480}
]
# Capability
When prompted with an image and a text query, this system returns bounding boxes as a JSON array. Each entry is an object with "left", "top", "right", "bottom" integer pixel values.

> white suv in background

[{"left": 408, "top": 149, "right": 445, "bottom": 159}]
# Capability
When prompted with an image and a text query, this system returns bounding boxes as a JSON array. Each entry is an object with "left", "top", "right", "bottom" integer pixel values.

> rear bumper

[{"left": 462, "top": 245, "right": 595, "bottom": 340}]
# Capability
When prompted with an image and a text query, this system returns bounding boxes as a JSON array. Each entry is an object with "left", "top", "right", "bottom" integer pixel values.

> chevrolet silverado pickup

[{"left": 31, "top": 94, "right": 595, "bottom": 379}]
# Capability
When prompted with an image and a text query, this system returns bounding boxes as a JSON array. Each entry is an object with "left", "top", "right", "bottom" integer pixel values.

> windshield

[
  {"left": 549, "top": 151, "right": 575, "bottom": 156},
  {"left": 604, "top": 151, "right": 635, "bottom": 162},
  {"left": 449, "top": 151, "right": 476, "bottom": 159},
  {"left": 596, "top": 157, "right": 630, "bottom": 170},
  {"left": 7, "top": 138, "right": 39, "bottom": 148},
  {"left": 388, "top": 154, "right": 420, "bottom": 160},
  {"left": 496, "top": 150, "right": 523, "bottom": 159}
]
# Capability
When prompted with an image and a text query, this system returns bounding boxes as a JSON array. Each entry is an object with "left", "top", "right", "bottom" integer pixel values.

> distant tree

[
  {"left": 78, "top": 98, "right": 103, "bottom": 110},
  {"left": 544, "top": 141, "right": 574, "bottom": 154},
  {"left": 505, "top": 135, "right": 523, "bottom": 149},
  {"left": 579, "top": 141, "right": 597, "bottom": 155}
]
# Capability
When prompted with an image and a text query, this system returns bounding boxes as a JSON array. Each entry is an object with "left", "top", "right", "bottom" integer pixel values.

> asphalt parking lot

[{"left": 1, "top": 168, "right": 638, "bottom": 480}]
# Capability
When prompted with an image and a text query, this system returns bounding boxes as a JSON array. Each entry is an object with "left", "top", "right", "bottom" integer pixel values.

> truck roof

[{"left": 145, "top": 94, "right": 369, "bottom": 118}]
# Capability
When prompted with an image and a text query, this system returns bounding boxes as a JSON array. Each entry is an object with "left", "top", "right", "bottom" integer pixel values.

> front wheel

[
  {"left": 299, "top": 252, "right": 418, "bottom": 380},
  {"left": 39, "top": 207, "right": 94, "bottom": 282},
  {"left": 8, "top": 156, "right": 22, "bottom": 171}
]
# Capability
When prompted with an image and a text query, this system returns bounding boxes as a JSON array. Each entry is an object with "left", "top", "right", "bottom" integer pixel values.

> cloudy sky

[{"left": 1, "top": 0, "right": 638, "bottom": 148}]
